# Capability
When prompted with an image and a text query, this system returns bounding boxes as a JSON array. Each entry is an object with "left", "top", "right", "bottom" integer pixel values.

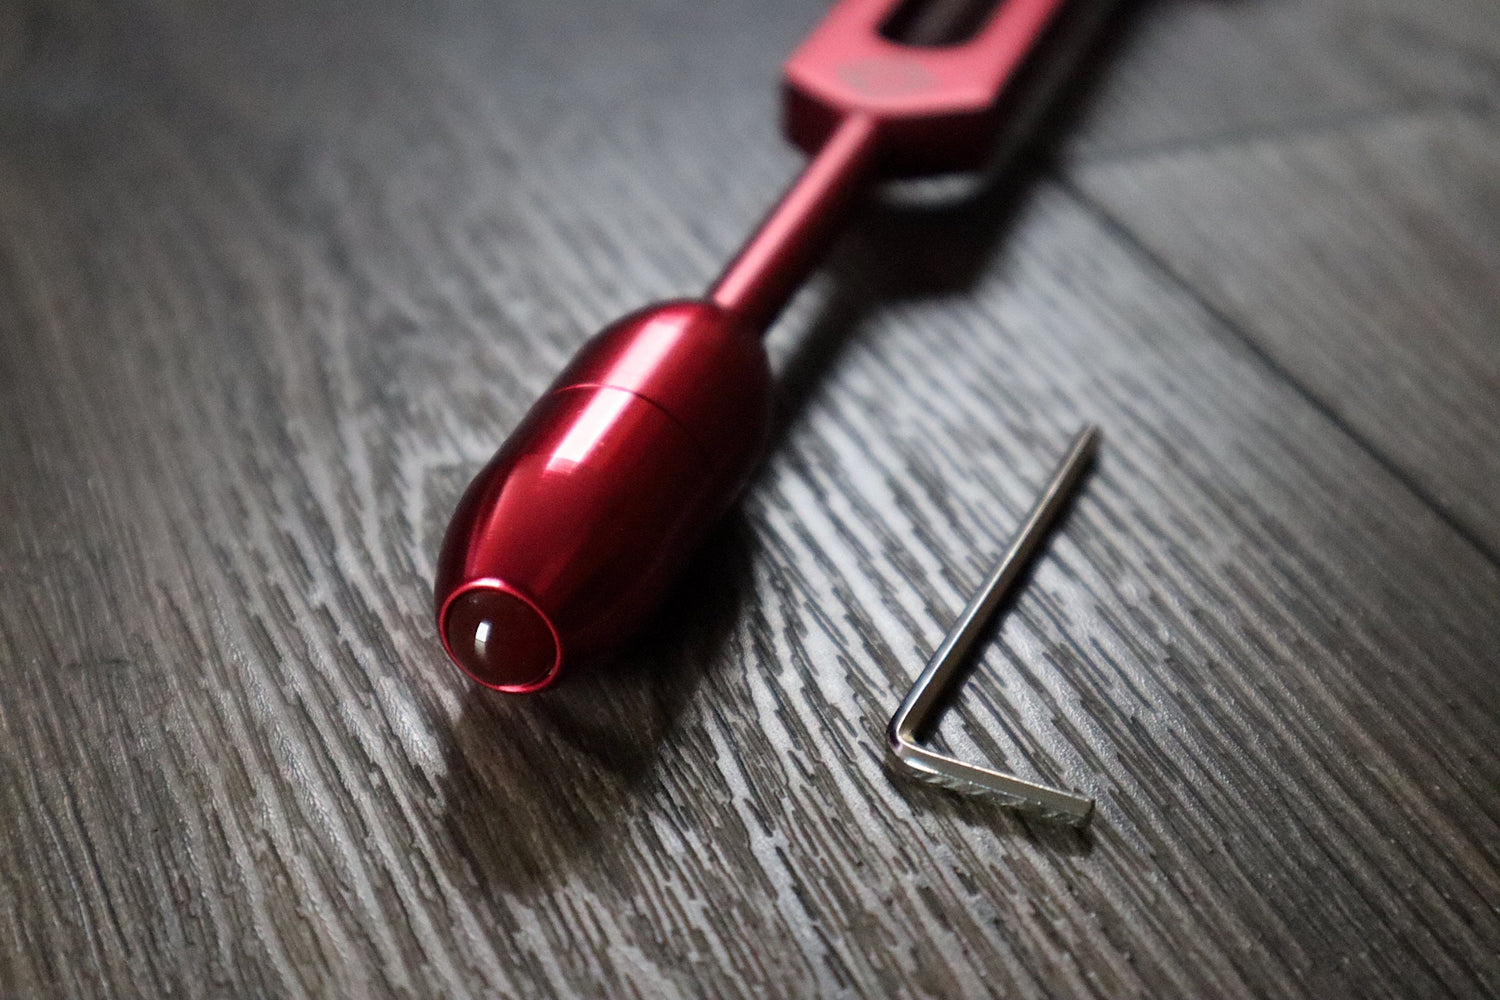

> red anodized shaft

[{"left": 434, "top": 0, "right": 1071, "bottom": 691}]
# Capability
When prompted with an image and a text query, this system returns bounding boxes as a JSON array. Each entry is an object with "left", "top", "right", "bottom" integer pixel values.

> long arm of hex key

[{"left": 885, "top": 425, "right": 1099, "bottom": 827}]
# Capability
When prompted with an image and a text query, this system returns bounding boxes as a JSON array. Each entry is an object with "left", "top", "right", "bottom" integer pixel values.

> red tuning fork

[{"left": 435, "top": 0, "right": 1072, "bottom": 691}]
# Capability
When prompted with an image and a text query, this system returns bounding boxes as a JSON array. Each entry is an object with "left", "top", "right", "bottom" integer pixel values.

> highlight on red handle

[
  {"left": 434, "top": 301, "right": 771, "bottom": 691},
  {"left": 434, "top": 0, "right": 1071, "bottom": 691}
]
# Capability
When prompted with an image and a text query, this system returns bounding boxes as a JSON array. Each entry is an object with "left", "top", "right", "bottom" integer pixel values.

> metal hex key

[{"left": 886, "top": 425, "right": 1099, "bottom": 827}]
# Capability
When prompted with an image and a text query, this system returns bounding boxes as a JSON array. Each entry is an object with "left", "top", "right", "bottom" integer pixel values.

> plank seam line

[
  {"left": 1067, "top": 96, "right": 1494, "bottom": 169},
  {"left": 1057, "top": 177, "right": 1500, "bottom": 571}
]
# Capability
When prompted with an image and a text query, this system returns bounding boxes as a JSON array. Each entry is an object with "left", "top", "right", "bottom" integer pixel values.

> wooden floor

[{"left": 2, "top": 0, "right": 1497, "bottom": 996}]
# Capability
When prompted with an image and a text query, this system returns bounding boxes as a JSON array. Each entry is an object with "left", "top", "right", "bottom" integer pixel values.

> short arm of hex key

[{"left": 886, "top": 425, "right": 1099, "bottom": 827}]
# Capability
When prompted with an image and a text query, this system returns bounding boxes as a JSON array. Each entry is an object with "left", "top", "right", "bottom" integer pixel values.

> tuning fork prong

[{"left": 886, "top": 425, "right": 1100, "bottom": 828}]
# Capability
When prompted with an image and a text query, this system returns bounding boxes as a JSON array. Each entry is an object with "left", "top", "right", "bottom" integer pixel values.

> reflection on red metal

[
  {"left": 435, "top": 302, "right": 770, "bottom": 690},
  {"left": 435, "top": 0, "right": 1071, "bottom": 690}
]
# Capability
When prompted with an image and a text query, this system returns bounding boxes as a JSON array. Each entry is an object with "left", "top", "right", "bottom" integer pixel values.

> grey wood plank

[
  {"left": 1, "top": 1, "right": 1498, "bottom": 998},
  {"left": 1066, "top": 0, "right": 1500, "bottom": 160},
  {"left": 1075, "top": 108, "right": 1500, "bottom": 558}
]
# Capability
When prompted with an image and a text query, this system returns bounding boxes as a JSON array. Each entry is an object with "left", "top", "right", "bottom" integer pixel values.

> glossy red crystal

[{"left": 434, "top": 301, "right": 772, "bottom": 691}]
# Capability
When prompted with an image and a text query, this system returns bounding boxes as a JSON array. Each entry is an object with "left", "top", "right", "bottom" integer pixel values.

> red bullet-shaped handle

[
  {"left": 435, "top": 0, "right": 1071, "bottom": 689},
  {"left": 435, "top": 302, "right": 772, "bottom": 690}
]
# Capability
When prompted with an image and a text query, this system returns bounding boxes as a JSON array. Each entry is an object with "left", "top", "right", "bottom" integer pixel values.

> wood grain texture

[
  {"left": 1063, "top": 0, "right": 1500, "bottom": 160},
  {"left": 1, "top": 0, "right": 1497, "bottom": 998},
  {"left": 1075, "top": 108, "right": 1500, "bottom": 558}
]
